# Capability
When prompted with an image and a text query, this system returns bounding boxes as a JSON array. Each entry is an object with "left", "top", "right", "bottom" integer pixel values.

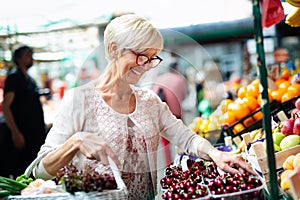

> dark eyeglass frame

[{"left": 130, "top": 50, "right": 163, "bottom": 68}]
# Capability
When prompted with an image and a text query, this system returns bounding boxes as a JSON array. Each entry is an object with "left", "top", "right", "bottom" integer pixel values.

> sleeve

[
  {"left": 156, "top": 95, "right": 215, "bottom": 159},
  {"left": 38, "top": 88, "right": 84, "bottom": 154},
  {"left": 33, "top": 88, "right": 85, "bottom": 179},
  {"left": 4, "top": 74, "right": 18, "bottom": 94},
  {"left": 33, "top": 161, "right": 55, "bottom": 180}
]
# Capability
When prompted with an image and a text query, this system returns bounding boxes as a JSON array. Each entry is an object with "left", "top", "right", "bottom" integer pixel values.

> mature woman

[{"left": 33, "top": 14, "right": 255, "bottom": 199}]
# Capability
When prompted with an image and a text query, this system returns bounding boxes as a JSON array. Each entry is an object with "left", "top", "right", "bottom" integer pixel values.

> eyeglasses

[{"left": 130, "top": 50, "right": 163, "bottom": 68}]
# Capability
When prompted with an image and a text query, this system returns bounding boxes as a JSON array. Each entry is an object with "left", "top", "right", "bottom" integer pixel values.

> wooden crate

[
  {"left": 243, "top": 132, "right": 300, "bottom": 198},
  {"left": 288, "top": 165, "right": 300, "bottom": 200}
]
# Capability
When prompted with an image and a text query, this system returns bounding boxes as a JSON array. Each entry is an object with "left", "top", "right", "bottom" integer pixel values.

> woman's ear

[{"left": 109, "top": 42, "right": 118, "bottom": 58}]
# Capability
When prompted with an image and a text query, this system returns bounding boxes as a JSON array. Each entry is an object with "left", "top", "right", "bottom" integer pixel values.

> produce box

[
  {"left": 244, "top": 138, "right": 300, "bottom": 195},
  {"left": 161, "top": 156, "right": 264, "bottom": 200},
  {"left": 197, "top": 129, "right": 222, "bottom": 145},
  {"left": 287, "top": 166, "right": 300, "bottom": 200}
]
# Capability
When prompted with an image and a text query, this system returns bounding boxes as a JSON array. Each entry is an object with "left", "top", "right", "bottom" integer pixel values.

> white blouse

[{"left": 34, "top": 80, "right": 214, "bottom": 196}]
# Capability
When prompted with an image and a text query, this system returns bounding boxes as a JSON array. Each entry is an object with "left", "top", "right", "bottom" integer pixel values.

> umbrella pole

[{"left": 252, "top": 0, "right": 279, "bottom": 199}]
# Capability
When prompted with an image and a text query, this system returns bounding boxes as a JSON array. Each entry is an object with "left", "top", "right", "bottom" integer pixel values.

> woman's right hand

[{"left": 76, "top": 132, "right": 121, "bottom": 169}]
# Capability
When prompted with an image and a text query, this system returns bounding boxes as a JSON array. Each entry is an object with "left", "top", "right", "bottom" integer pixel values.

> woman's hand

[
  {"left": 209, "top": 149, "right": 257, "bottom": 175},
  {"left": 76, "top": 132, "right": 121, "bottom": 169}
]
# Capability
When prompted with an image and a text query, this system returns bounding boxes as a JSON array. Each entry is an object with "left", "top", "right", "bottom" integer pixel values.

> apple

[
  {"left": 293, "top": 118, "right": 300, "bottom": 135},
  {"left": 281, "top": 119, "right": 295, "bottom": 136},
  {"left": 295, "top": 98, "right": 300, "bottom": 110},
  {"left": 280, "top": 135, "right": 300, "bottom": 151},
  {"left": 273, "top": 132, "right": 286, "bottom": 146}
]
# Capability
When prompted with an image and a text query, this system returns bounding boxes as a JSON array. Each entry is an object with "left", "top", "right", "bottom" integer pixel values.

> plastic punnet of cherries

[{"left": 160, "top": 159, "right": 264, "bottom": 200}]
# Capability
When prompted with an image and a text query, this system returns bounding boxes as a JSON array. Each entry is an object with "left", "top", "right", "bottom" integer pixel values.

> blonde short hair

[{"left": 104, "top": 14, "right": 164, "bottom": 61}]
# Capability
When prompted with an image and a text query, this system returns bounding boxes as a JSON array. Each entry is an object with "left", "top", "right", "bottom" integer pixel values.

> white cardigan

[{"left": 34, "top": 80, "right": 214, "bottom": 191}]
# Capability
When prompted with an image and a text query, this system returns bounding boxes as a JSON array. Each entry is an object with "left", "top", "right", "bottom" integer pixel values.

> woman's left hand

[{"left": 209, "top": 149, "right": 257, "bottom": 175}]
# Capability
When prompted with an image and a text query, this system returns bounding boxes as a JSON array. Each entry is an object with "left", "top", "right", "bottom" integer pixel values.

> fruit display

[
  {"left": 160, "top": 159, "right": 264, "bottom": 199},
  {"left": 279, "top": 153, "right": 300, "bottom": 190},
  {"left": 234, "top": 95, "right": 300, "bottom": 154}
]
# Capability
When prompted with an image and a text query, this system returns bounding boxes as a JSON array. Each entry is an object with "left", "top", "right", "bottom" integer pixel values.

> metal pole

[{"left": 252, "top": 0, "right": 279, "bottom": 199}]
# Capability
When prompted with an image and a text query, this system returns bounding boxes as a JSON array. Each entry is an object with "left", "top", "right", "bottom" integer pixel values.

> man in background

[{"left": 1, "top": 46, "right": 46, "bottom": 177}]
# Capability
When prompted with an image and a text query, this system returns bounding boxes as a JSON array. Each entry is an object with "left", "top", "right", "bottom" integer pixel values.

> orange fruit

[
  {"left": 253, "top": 111, "right": 262, "bottom": 121},
  {"left": 278, "top": 81, "right": 291, "bottom": 92},
  {"left": 287, "top": 88, "right": 298, "bottom": 99},
  {"left": 246, "top": 84, "right": 259, "bottom": 98},
  {"left": 242, "top": 96, "right": 259, "bottom": 112},
  {"left": 237, "top": 86, "right": 247, "bottom": 99},
  {"left": 251, "top": 79, "right": 260, "bottom": 88},
  {"left": 287, "top": 84, "right": 300, "bottom": 96},
  {"left": 281, "top": 92, "right": 295, "bottom": 102},
  {"left": 223, "top": 111, "right": 237, "bottom": 125},
  {"left": 235, "top": 98, "right": 244, "bottom": 105},
  {"left": 275, "top": 78, "right": 285, "bottom": 86},
  {"left": 281, "top": 69, "right": 290, "bottom": 80},
  {"left": 228, "top": 102, "right": 251, "bottom": 120},
  {"left": 257, "top": 92, "right": 273, "bottom": 105},
  {"left": 220, "top": 99, "right": 234, "bottom": 113},
  {"left": 271, "top": 88, "right": 286, "bottom": 102},
  {"left": 233, "top": 123, "right": 245, "bottom": 134},
  {"left": 257, "top": 95, "right": 261, "bottom": 105},
  {"left": 244, "top": 117, "right": 254, "bottom": 126}
]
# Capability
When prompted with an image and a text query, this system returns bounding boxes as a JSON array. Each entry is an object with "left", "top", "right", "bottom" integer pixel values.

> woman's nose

[{"left": 143, "top": 62, "right": 153, "bottom": 71}]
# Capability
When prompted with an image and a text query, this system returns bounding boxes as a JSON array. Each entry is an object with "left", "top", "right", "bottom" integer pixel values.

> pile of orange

[
  {"left": 222, "top": 70, "right": 299, "bottom": 133},
  {"left": 270, "top": 80, "right": 300, "bottom": 103},
  {"left": 223, "top": 79, "right": 261, "bottom": 127}
]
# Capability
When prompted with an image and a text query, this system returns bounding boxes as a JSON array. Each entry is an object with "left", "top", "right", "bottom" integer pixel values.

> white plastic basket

[{"left": 7, "top": 149, "right": 128, "bottom": 200}]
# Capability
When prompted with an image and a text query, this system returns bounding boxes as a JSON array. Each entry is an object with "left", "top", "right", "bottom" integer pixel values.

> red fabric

[{"left": 261, "top": 0, "right": 285, "bottom": 28}]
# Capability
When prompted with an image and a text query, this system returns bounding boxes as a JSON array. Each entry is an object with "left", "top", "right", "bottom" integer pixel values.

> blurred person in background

[
  {"left": 153, "top": 62, "right": 188, "bottom": 120},
  {"left": 31, "top": 14, "right": 255, "bottom": 200},
  {"left": 152, "top": 62, "right": 188, "bottom": 165},
  {"left": 1, "top": 46, "right": 46, "bottom": 178},
  {"left": 195, "top": 70, "right": 205, "bottom": 116}
]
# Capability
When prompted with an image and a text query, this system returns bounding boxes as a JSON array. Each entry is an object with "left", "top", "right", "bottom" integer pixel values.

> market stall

[
  {"left": 0, "top": 0, "right": 300, "bottom": 200},
  {"left": 179, "top": 0, "right": 300, "bottom": 199}
]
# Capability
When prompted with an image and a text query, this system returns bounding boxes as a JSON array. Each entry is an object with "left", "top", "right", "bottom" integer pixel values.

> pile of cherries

[{"left": 160, "top": 159, "right": 263, "bottom": 199}]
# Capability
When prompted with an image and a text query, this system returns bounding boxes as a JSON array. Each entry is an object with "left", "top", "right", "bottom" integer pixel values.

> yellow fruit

[
  {"left": 286, "top": 0, "right": 300, "bottom": 8},
  {"left": 280, "top": 177, "right": 290, "bottom": 190},
  {"left": 293, "top": 154, "right": 300, "bottom": 169},
  {"left": 280, "top": 169, "right": 293, "bottom": 181},
  {"left": 283, "top": 155, "right": 295, "bottom": 170},
  {"left": 286, "top": 8, "right": 300, "bottom": 27}
]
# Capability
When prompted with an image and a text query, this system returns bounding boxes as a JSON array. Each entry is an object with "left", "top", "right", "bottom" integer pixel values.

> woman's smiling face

[{"left": 118, "top": 48, "right": 161, "bottom": 85}]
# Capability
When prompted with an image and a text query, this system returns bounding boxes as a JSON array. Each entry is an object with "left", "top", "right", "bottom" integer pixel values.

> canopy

[{"left": 0, "top": 0, "right": 253, "bottom": 36}]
